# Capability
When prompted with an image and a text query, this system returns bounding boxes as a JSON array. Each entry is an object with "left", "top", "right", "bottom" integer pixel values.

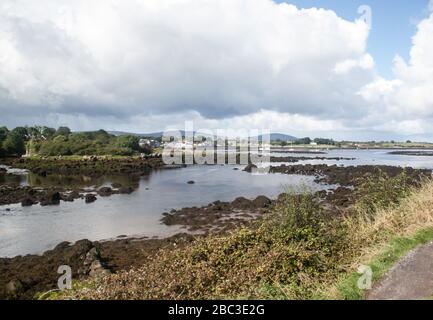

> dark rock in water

[
  {"left": 388, "top": 150, "right": 433, "bottom": 156},
  {"left": 0, "top": 168, "right": 6, "bottom": 174},
  {"left": 40, "top": 192, "right": 61, "bottom": 206},
  {"left": 97, "top": 187, "right": 112, "bottom": 197},
  {"left": 233, "top": 168, "right": 239, "bottom": 170},
  {"left": 85, "top": 194, "right": 97, "bottom": 203},
  {"left": 5, "top": 208, "right": 10, "bottom": 211},
  {"left": 119, "top": 186, "right": 134, "bottom": 194},
  {"left": 64, "top": 191, "right": 80, "bottom": 202},
  {"left": 51, "top": 192, "right": 61, "bottom": 201},
  {"left": 162, "top": 214, "right": 176, "bottom": 225},
  {"left": 21, "top": 198, "right": 34, "bottom": 207},
  {"left": 243, "top": 163, "right": 257, "bottom": 173},
  {"left": 252, "top": 195, "right": 272, "bottom": 208},
  {"left": 111, "top": 182, "right": 122, "bottom": 189},
  {"left": 187, "top": 180, "right": 195, "bottom": 184}
]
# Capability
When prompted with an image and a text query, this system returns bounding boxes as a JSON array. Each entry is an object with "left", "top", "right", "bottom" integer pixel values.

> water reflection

[{"left": 0, "top": 165, "right": 329, "bottom": 257}]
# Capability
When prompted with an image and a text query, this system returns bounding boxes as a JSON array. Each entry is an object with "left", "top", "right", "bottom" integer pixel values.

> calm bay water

[
  {"left": 0, "top": 165, "right": 325, "bottom": 257},
  {"left": 1, "top": 148, "right": 433, "bottom": 257}
]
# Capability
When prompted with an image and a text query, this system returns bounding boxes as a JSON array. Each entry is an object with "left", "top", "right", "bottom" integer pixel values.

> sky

[
  {"left": 1, "top": 0, "right": 433, "bottom": 141},
  {"left": 278, "top": 0, "right": 430, "bottom": 78}
]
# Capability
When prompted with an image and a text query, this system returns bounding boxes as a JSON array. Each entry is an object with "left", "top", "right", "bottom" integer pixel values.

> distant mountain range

[
  {"left": 260, "top": 133, "right": 297, "bottom": 142},
  {"left": 108, "top": 131, "right": 297, "bottom": 141}
]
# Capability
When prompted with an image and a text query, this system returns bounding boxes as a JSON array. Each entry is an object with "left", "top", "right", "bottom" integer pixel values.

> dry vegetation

[{"left": 54, "top": 171, "right": 433, "bottom": 300}]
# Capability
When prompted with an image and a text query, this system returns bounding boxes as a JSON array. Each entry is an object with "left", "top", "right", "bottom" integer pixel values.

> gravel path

[{"left": 367, "top": 241, "right": 433, "bottom": 300}]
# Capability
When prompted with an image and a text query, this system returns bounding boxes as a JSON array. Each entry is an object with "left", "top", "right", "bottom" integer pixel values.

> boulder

[
  {"left": 64, "top": 191, "right": 80, "bottom": 202},
  {"left": 21, "top": 198, "right": 35, "bottom": 207},
  {"left": 85, "top": 194, "right": 97, "bottom": 203},
  {"left": 243, "top": 163, "right": 257, "bottom": 173},
  {"left": 118, "top": 186, "right": 134, "bottom": 194},
  {"left": 40, "top": 192, "right": 61, "bottom": 206},
  {"left": 111, "top": 182, "right": 122, "bottom": 189},
  {"left": 252, "top": 195, "right": 272, "bottom": 208},
  {"left": 231, "top": 197, "right": 253, "bottom": 209},
  {"left": 97, "top": 187, "right": 112, "bottom": 197}
]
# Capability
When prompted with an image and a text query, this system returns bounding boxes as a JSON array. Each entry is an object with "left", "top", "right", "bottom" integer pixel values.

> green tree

[
  {"left": 11, "top": 127, "right": 28, "bottom": 140},
  {"left": 56, "top": 126, "right": 71, "bottom": 136},
  {"left": 295, "top": 137, "right": 312, "bottom": 145},
  {"left": 0, "top": 126, "right": 8, "bottom": 142},
  {"left": 116, "top": 135, "right": 140, "bottom": 151},
  {"left": 2, "top": 133, "right": 26, "bottom": 155},
  {"left": 313, "top": 138, "right": 335, "bottom": 145},
  {"left": 27, "top": 126, "right": 42, "bottom": 140},
  {"left": 0, "top": 127, "right": 8, "bottom": 156},
  {"left": 41, "top": 127, "right": 56, "bottom": 139}
]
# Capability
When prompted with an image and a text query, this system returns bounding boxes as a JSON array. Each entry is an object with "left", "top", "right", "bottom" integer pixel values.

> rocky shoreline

[
  {"left": 1, "top": 158, "right": 432, "bottom": 300},
  {"left": 388, "top": 150, "right": 433, "bottom": 156},
  {"left": 0, "top": 156, "right": 171, "bottom": 206},
  {"left": 0, "top": 155, "right": 355, "bottom": 207},
  {"left": 0, "top": 183, "right": 360, "bottom": 300},
  {"left": 0, "top": 187, "right": 343, "bottom": 300},
  {"left": 269, "top": 156, "right": 355, "bottom": 162},
  {"left": 2, "top": 156, "right": 165, "bottom": 177},
  {"left": 244, "top": 163, "right": 430, "bottom": 186},
  {"left": 0, "top": 234, "right": 196, "bottom": 299}
]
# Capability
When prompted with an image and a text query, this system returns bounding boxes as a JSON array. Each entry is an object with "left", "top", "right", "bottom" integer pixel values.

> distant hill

[
  {"left": 108, "top": 131, "right": 297, "bottom": 141},
  {"left": 259, "top": 133, "right": 297, "bottom": 142},
  {"left": 108, "top": 131, "right": 163, "bottom": 138}
]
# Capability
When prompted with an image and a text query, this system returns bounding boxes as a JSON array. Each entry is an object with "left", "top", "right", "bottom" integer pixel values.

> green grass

[{"left": 335, "top": 228, "right": 433, "bottom": 300}]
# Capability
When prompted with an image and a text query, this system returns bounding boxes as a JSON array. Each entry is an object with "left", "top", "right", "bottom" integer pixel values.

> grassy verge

[
  {"left": 54, "top": 172, "right": 433, "bottom": 300},
  {"left": 333, "top": 227, "right": 433, "bottom": 300}
]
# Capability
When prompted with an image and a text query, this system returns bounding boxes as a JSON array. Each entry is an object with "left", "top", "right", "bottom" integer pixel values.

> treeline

[
  {"left": 274, "top": 137, "right": 336, "bottom": 146},
  {"left": 0, "top": 126, "right": 150, "bottom": 157}
]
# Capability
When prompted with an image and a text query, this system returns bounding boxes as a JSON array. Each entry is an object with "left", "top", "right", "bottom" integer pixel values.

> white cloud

[
  {"left": 1, "top": 0, "right": 433, "bottom": 140},
  {"left": 0, "top": 0, "right": 373, "bottom": 126},
  {"left": 334, "top": 53, "right": 374, "bottom": 75},
  {"left": 359, "top": 10, "right": 433, "bottom": 128}
]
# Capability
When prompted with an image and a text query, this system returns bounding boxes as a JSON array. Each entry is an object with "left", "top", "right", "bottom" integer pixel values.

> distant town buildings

[{"left": 139, "top": 138, "right": 161, "bottom": 148}]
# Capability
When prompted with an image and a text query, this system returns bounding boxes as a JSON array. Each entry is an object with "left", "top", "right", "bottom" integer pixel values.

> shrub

[{"left": 353, "top": 169, "right": 412, "bottom": 218}]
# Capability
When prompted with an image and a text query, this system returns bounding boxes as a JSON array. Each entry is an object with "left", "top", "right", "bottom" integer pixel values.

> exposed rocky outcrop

[
  {"left": 0, "top": 240, "right": 110, "bottom": 299},
  {"left": 266, "top": 164, "right": 430, "bottom": 186},
  {"left": 9, "top": 157, "right": 164, "bottom": 177},
  {"left": 0, "top": 235, "right": 194, "bottom": 300},
  {"left": 161, "top": 195, "right": 272, "bottom": 233}
]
